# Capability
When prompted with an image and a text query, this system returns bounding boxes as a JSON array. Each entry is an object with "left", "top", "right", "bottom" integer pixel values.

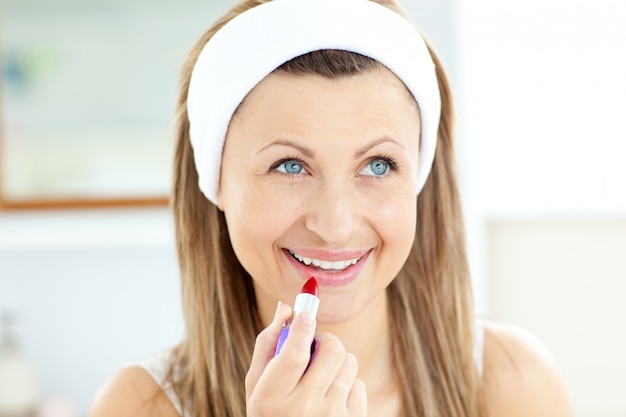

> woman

[{"left": 90, "top": 0, "right": 573, "bottom": 416}]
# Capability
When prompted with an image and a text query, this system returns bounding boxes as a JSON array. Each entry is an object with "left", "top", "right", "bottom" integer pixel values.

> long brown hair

[{"left": 169, "top": 1, "right": 485, "bottom": 416}]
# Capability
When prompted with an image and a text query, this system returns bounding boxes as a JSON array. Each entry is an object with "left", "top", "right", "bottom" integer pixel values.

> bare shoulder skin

[
  {"left": 88, "top": 366, "right": 180, "bottom": 417},
  {"left": 483, "top": 321, "right": 573, "bottom": 417}
]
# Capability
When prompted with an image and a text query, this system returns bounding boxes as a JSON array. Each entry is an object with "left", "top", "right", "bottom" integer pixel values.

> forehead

[
  {"left": 233, "top": 67, "right": 419, "bottom": 126},
  {"left": 225, "top": 68, "right": 422, "bottom": 157}
]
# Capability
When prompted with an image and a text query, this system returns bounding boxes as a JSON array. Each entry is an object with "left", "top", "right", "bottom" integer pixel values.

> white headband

[{"left": 188, "top": 0, "right": 441, "bottom": 204}]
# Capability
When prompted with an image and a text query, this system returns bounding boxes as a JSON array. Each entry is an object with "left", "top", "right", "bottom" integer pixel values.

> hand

[{"left": 245, "top": 302, "right": 367, "bottom": 417}]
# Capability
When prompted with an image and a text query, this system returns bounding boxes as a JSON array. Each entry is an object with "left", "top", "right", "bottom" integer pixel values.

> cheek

[
  {"left": 221, "top": 174, "right": 304, "bottom": 246},
  {"left": 374, "top": 188, "right": 417, "bottom": 257},
  {"left": 222, "top": 181, "right": 309, "bottom": 284}
]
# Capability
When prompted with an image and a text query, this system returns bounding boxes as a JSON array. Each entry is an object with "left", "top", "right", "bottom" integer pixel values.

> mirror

[{"left": 0, "top": 0, "right": 233, "bottom": 209}]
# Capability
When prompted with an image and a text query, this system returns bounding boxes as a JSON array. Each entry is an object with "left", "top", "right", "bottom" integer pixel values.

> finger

[
  {"left": 258, "top": 310, "right": 317, "bottom": 393},
  {"left": 245, "top": 301, "right": 292, "bottom": 398},
  {"left": 326, "top": 352, "right": 359, "bottom": 403},
  {"left": 347, "top": 379, "right": 367, "bottom": 416},
  {"left": 299, "top": 332, "right": 347, "bottom": 395}
]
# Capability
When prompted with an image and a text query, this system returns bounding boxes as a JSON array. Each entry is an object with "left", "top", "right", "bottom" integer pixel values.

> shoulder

[
  {"left": 482, "top": 321, "right": 573, "bottom": 417},
  {"left": 88, "top": 365, "right": 180, "bottom": 417}
]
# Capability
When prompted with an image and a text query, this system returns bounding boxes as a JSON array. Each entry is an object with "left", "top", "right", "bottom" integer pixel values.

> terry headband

[{"left": 187, "top": 0, "right": 441, "bottom": 204}]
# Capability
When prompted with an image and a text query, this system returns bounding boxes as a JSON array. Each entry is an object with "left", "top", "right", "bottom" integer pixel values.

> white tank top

[
  {"left": 135, "top": 350, "right": 185, "bottom": 415},
  {"left": 137, "top": 320, "right": 485, "bottom": 416}
]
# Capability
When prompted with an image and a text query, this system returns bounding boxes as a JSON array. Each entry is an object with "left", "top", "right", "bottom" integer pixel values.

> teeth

[
  {"left": 289, "top": 250, "right": 360, "bottom": 271},
  {"left": 320, "top": 260, "right": 332, "bottom": 269}
]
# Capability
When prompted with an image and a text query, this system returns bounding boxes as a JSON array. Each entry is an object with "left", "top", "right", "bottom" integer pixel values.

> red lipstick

[
  {"left": 301, "top": 277, "right": 319, "bottom": 298},
  {"left": 274, "top": 277, "right": 320, "bottom": 356}
]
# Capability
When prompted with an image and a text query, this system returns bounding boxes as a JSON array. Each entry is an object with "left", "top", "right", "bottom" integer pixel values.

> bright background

[
  {"left": 1, "top": 0, "right": 625, "bottom": 416},
  {"left": 461, "top": 2, "right": 626, "bottom": 416}
]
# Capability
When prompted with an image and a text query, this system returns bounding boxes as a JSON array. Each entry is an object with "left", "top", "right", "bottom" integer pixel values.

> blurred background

[{"left": 1, "top": 0, "right": 625, "bottom": 416}]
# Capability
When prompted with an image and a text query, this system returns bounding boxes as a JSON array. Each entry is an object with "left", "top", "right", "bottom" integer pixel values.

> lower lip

[{"left": 284, "top": 249, "right": 371, "bottom": 287}]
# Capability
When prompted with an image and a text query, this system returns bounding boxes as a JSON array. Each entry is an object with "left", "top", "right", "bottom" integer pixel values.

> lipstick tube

[{"left": 275, "top": 277, "right": 320, "bottom": 356}]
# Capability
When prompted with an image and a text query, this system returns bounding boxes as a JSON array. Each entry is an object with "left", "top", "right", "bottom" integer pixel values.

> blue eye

[
  {"left": 275, "top": 159, "right": 307, "bottom": 175},
  {"left": 361, "top": 159, "right": 390, "bottom": 176}
]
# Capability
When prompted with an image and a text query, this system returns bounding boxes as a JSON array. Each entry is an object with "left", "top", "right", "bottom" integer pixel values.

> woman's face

[{"left": 218, "top": 68, "right": 421, "bottom": 326}]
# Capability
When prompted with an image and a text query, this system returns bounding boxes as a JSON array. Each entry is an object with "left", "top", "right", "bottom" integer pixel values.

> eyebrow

[
  {"left": 257, "top": 139, "right": 315, "bottom": 158},
  {"left": 257, "top": 137, "right": 407, "bottom": 158},
  {"left": 354, "top": 137, "right": 407, "bottom": 158}
]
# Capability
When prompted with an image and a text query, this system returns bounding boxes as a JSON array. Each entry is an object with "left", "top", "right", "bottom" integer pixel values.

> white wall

[
  {"left": 0, "top": 209, "right": 184, "bottom": 413},
  {"left": 462, "top": 1, "right": 626, "bottom": 416},
  {"left": 488, "top": 218, "right": 626, "bottom": 417},
  {"left": 461, "top": 0, "right": 626, "bottom": 216}
]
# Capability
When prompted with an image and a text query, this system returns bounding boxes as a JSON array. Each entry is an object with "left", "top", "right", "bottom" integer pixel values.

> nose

[{"left": 303, "top": 179, "right": 360, "bottom": 246}]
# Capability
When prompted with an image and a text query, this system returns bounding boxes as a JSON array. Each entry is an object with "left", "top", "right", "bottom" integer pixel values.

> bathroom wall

[
  {"left": 0, "top": 209, "right": 183, "bottom": 412},
  {"left": 462, "top": 1, "right": 626, "bottom": 416},
  {"left": 487, "top": 218, "right": 626, "bottom": 417}
]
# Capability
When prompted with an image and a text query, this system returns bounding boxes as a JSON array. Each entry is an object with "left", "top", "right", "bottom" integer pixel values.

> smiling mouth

[{"left": 288, "top": 250, "right": 362, "bottom": 271}]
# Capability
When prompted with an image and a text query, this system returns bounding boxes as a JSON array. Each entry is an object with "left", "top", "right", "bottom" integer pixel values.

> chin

[{"left": 314, "top": 299, "right": 363, "bottom": 327}]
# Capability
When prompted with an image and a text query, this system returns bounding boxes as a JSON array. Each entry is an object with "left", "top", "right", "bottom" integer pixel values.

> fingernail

[
  {"left": 298, "top": 310, "right": 314, "bottom": 325},
  {"left": 274, "top": 301, "right": 282, "bottom": 320}
]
